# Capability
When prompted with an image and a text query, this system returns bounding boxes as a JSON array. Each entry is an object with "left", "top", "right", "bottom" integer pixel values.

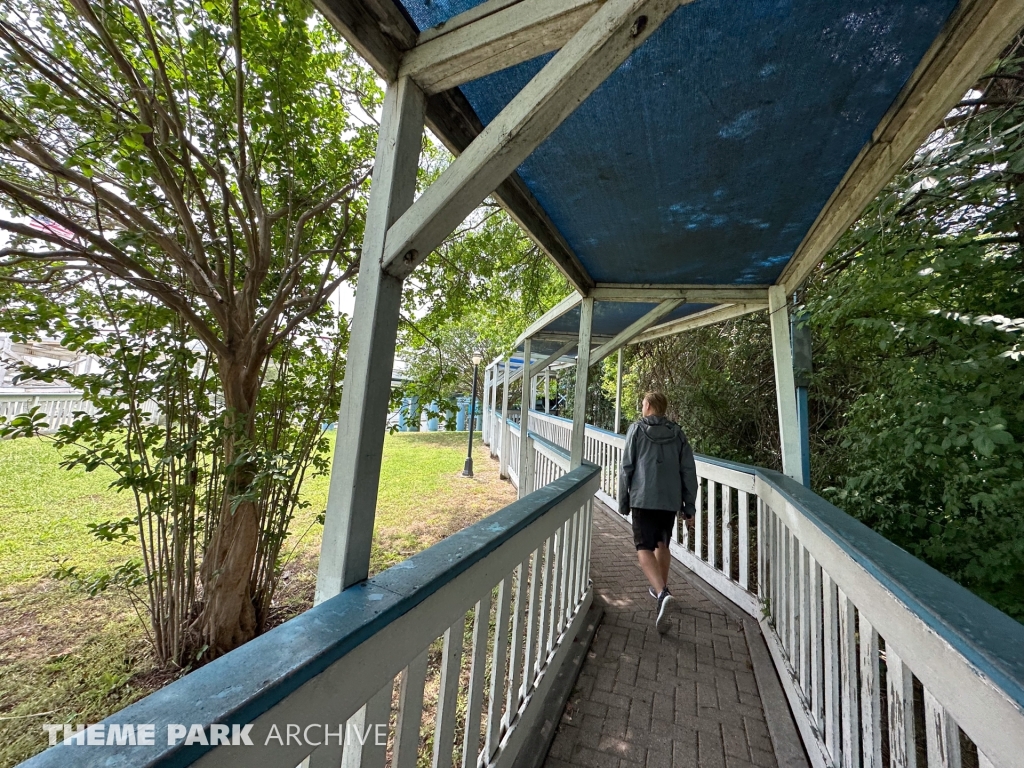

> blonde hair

[{"left": 643, "top": 391, "right": 668, "bottom": 415}]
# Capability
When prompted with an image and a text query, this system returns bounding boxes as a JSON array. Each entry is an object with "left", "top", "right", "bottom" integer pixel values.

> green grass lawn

[
  {"left": 0, "top": 431, "right": 513, "bottom": 767},
  {"left": 0, "top": 437, "right": 138, "bottom": 587}
]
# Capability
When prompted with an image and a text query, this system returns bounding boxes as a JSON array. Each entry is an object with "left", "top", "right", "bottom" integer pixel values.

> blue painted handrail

[
  {"left": 691, "top": 452, "right": 1024, "bottom": 713},
  {"left": 526, "top": 430, "right": 571, "bottom": 462},
  {"left": 759, "top": 466, "right": 1024, "bottom": 712},
  {"left": 688, "top": 450, "right": 1024, "bottom": 716},
  {"left": 20, "top": 464, "right": 601, "bottom": 768}
]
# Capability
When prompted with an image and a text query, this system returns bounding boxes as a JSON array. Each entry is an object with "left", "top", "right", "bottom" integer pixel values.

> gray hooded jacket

[{"left": 618, "top": 416, "right": 698, "bottom": 517}]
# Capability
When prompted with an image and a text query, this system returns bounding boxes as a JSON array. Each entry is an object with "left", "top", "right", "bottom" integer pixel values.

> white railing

[
  {"left": 507, "top": 421, "right": 520, "bottom": 487},
  {"left": 0, "top": 393, "right": 100, "bottom": 433},
  {"left": 485, "top": 407, "right": 500, "bottom": 454},
  {"left": 502, "top": 409, "right": 1024, "bottom": 768},
  {"left": 0, "top": 392, "right": 161, "bottom": 435},
  {"left": 21, "top": 464, "right": 600, "bottom": 768},
  {"left": 504, "top": 421, "right": 574, "bottom": 498},
  {"left": 527, "top": 411, "right": 571, "bottom": 459}
]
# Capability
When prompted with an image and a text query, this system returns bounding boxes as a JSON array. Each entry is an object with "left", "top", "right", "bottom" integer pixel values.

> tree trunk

[{"left": 197, "top": 355, "right": 262, "bottom": 659}]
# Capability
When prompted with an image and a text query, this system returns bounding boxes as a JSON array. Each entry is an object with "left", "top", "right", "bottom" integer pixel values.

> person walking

[{"left": 618, "top": 391, "right": 698, "bottom": 633}]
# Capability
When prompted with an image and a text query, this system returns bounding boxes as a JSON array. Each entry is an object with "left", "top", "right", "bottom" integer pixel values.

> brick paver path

[{"left": 544, "top": 510, "right": 779, "bottom": 768}]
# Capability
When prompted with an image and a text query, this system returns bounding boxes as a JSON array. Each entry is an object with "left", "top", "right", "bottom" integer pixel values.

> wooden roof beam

[
  {"left": 400, "top": 0, "right": 604, "bottom": 95},
  {"left": 514, "top": 293, "right": 582, "bottom": 348},
  {"left": 312, "top": 0, "right": 595, "bottom": 295},
  {"left": 381, "top": 0, "right": 687, "bottom": 281},
  {"left": 508, "top": 340, "right": 579, "bottom": 383},
  {"left": 630, "top": 302, "right": 767, "bottom": 344},
  {"left": 590, "top": 284, "right": 769, "bottom": 302},
  {"left": 311, "top": 0, "right": 416, "bottom": 81},
  {"left": 589, "top": 299, "right": 683, "bottom": 364}
]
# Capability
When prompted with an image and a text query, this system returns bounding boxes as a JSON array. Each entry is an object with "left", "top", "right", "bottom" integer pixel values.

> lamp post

[{"left": 463, "top": 354, "right": 482, "bottom": 477}]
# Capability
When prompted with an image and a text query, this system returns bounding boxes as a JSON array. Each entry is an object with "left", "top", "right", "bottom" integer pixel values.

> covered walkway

[
  {"left": 545, "top": 508, "right": 793, "bottom": 768},
  {"left": 17, "top": 1, "right": 1024, "bottom": 767}
]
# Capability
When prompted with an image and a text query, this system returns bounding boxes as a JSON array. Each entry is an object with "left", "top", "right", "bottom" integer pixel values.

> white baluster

[
  {"left": 432, "top": 617, "right": 466, "bottom": 768},
  {"left": 463, "top": 594, "right": 492, "bottom": 768},
  {"left": 505, "top": 560, "right": 527, "bottom": 730},
  {"left": 339, "top": 683, "right": 392, "bottom": 768},
  {"left": 557, "top": 518, "right": 573, "bottom": 638},
  {"left": 739, "top": 490, "right": 750, "bottom": 591},
  {"left": 810, "top": 556, "right": 823, "bottom": 729},
  {"left": 886, "top": 648, "right": 917, "bottom": 768},
  {"left": 522, "top": 548, "right": 542, "bottom": 698},
  {"left": 708, "top": 481, "right": 718, "bottom": 570},
  {"left": 535, "top": 538, "right": 553, "bottom": 675},
  {"left": 586, "top": 499, "right": 594, "bottom": 586},
  {"left": 768, "top": 508, "right": 778, "bottom": 625},
  {"left": 485, "top": 577, "right": 512, "bottom": 761},
  {"left": 787, "top": 528, "right": 799, "bottom": 665},
  {"left": 824, "top": 573, "right": 841, "bottom": 764},
  {"left": 722, "top": 484, "right": 732, "bottom": 579},
  {"left": 782, "top": 528, "right": 790, "bottom": 659},
  {"left": 694, "top": 478, "right": 704, "bottom": 558},
  {"left": 924, "top": 689, "right": 961, "bottom": 768},
  {"left": 799, "top": 544, "right": 811, "bottom": 697},
  {"left": 393, "top": 650, "right": 428, "bottom": 768},
  {"left": 860, "top": 615, "right": 882, "bottom": 768},
  {"left": 756, "top": 497, "right": 765, "bottom": 600},
  {"left": 839, "top": 590, "right": 860, "bottom": 768}
]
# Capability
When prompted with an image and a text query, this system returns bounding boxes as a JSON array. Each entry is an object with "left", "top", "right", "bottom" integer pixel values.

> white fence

[
  {"left": 0, "top": 392, "right": 161, "bottom": 435},
  {"left": 493, "top": 409, "right": 1024, "bottom": 768},
  {"left": 0, "top": 393, "right": 100, "bottom": 433}
]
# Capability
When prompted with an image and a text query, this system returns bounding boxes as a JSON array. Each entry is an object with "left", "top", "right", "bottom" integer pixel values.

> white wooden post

[
  {"left": 768, "top": 285, "right": 804, "bottom": 483},
  {"left": 544, "top": 370, "right": 551, "bottom": 414},
  {"left": 518, "top": 339, "right": 533, "bottom": 498},
  {"left": 500, "top": 357, "right": 512, "bottom": 479},
  {"left": 570, "top": 297, "right": 594, "bottom": 468},
  {"left": 481, "top": 366, "right": 490, "bottom": 445},
  {"left": 613, "top": 347, "right": 623, "bottom": 433},
  {"left": 315, "top": 77, "right": 425, "bottom": 603},
  {"left": 489, "top": 364, "right": 499, "bottom": 458}
]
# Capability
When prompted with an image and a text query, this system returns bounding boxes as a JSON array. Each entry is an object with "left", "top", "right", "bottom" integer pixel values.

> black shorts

[{"left": 631, "top": 509, "right": 676, "bottom": 551}]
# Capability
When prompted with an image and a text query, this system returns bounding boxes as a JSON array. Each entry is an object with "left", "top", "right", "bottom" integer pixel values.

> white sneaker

[{"left": 656, "top": 590, "right": 675, "bottom": 634}]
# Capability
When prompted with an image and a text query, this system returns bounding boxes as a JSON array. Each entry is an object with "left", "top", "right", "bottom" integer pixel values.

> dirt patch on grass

[{"left": 0, "top": 580, "right": 163, "bottom": 766}]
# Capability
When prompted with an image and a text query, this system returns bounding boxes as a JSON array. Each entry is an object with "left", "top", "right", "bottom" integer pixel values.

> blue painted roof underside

[
  {"left": 544, "top": 301, "right": 715, "bottom": 338},
  {"left": 397, "top": 0, "right": 958, "bottom": 286},
  {"left": 518, "top": 301, "right": 716, "bottom": 355}
]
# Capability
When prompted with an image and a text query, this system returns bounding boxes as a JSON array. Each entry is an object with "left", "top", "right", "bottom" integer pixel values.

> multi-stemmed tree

[{"left": 0, "top": 0, "right": 380, "bottom": 660}]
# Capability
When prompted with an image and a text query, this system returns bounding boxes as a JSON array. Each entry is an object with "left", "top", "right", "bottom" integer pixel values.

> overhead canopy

[
  {"left": 397, "top": 0, "right": 956, "bottom": 287},
  {"left": 318, "top": 0, "right": 1020, "bottom": 352}
]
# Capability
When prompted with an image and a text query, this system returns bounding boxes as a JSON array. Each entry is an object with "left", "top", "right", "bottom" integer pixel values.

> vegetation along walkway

[{"left": 545, "top": 508, "right": 805, "bottom": 768}]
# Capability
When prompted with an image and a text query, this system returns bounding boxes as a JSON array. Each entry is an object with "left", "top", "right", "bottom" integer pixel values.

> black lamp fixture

[{"left": 462, "top": 353, "right": 482, "bottom": 477}]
